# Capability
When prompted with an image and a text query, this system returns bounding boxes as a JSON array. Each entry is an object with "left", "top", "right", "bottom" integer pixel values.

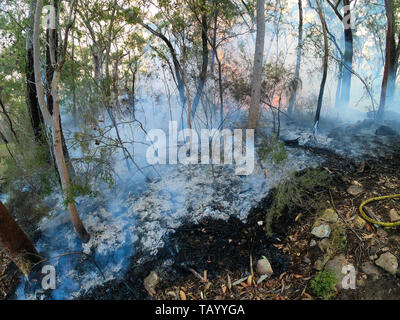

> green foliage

[
  {"left": 5, "top": 189, "right": 50, "bottom": 237},
  {"left": 2, "top": 141, "right": 57, "bottom": 197},
  {"left": 310, "top": 270, "right": 337, "bottom": 300},
  {"left": 258, "top": 135, "right": 288, "bottom": 164},
  {"left": 330, "top": 224, "right": 347, "bottom": 253},
  {"left": 265, "top": 168, "right": 331, "bottom": 236},
  {"left": 64, "top": 183, "right": 100, "bottom": 207},
  {"left": 123, "top": 7, "right": 141, "bottom": 24}
]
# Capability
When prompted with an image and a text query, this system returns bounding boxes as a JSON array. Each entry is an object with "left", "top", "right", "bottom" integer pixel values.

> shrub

[
  {"left": 265, "top": 168, "right": 331, "bottom": 236},
  {"left": 258, "top": 135, "right": 288, "bottom": 164}
]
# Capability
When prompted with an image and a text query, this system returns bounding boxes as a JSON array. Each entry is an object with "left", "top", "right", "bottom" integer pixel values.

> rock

[
  {"left": 361, "top": 261, "right": 382, "bottom": 280},
  {"left": 347, "top": 185, "right": 364, "bottom": 196},
  {"left": 310, "top": 239, "right": 317, "bottom": 247},
  {"left": 312, "top": 224, "right": 331, "bottom": 239},
  {"left": 389, "top": 209, "right": 400, "bottom": 222},
  {"left": 375, "top": 252, "right": 398, "bottom": 275},
  {"left": 375, "top": 125, "right": 398, "bottom": 137},
  {"left": 144, "top": 271, "right": 160, "bottom": 296},
  {"left": 353, "top": 216, "right": 366, "bottom": 229},
  {"left": 325, "top": 254, "right": 352, "bottom": 290},
  {"left": 321, "top": 208, "right": 339, "bottom": 223},
  {"left": 377, "top": 229, "right": 388, "bottom": 239},
  {"left": 369, "top": 254, "right": 378, "bottom": 261},
  {"left": 318, "top": 239, "right": 331, "bottom": 253},
  {"left": 256, "top": 257, "right": 273, "bottom": 276},
  {"left": 280, "top": 134, "right": 300, "bottom": 147},
  {"left": 314, "top": 259, "right": 324, "bottom": 271}
]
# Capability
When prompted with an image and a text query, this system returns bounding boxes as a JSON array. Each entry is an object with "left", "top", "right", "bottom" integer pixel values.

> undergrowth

[
  {"left": 265, "top": 168, "right": 331, "bottom": 236},
  {"left": 258, "top": 135, "right": 288, "bottom": 164},
  {"left": 310, "top": 270, "right": 337, "bottom": 300}
]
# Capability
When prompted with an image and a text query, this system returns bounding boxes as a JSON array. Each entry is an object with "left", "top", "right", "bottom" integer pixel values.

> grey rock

[
  {"left": 389, "top": 209, "right": 400, "bottom": 222},
  {"left": 347, "top": 185, "right": 364, "bottom": 196},
  {"left": 318, "top": 238, "right": 331, "bottom": 252},
  {"left": 325, "top": 254, "right": 353, "bottom": 290},
  {"left": 375, "top": 252, "right": 398, "bottom": 275},
  {"left": 320, "top": 208, "right": 339, "bottom": 223},
  {"left": 256, "top": 257, "right": 273, "bottom": 276},
  {"left": 361, "top": 261, "right": 382, "bottom": 280},
  {"left": 312, "top": 224, "right": 331, "bottom": 239}
]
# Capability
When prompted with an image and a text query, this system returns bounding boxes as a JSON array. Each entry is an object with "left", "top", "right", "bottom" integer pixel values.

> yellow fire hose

[{"left": 359, "top": 194, "right": 400, "bottom": 227}]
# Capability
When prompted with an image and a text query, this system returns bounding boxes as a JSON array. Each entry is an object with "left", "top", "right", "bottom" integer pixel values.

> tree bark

[
  {"left": 314, "top": 0, "right": 329, "bottom": 133},
  {"left": 191, "top": 10, "right": 209, "bottom": 118},
  {"left": 26, "top": 0, "right": 45, "bottom": 144},
  {"left": 288, "top": 0, "right": 303, "bottom": 116},
  {"left": 378, "top": 0, "right": 396, "bottom": 120},
  {"left": 327, "top": 0, "right": 354, "bottom": 110},
  {"left": 341, "top": 0, "right": 353, "bottom": 109},
  {"left": 247, "top": 0, "right": 266, "bottom": 129},
  {"left": 0, "top": 201, "right": 41, "bottom": 277}
]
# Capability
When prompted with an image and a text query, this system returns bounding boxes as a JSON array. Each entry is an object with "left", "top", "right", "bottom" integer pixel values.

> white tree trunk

[{"left": 247, "top": 0, "right": 266, "bottom": 129}]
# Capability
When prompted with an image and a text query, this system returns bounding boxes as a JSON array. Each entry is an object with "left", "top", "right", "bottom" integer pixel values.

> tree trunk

[
  {"left": 288, "top": 0, "right": 303, "bottom": 116},
  {"left": 131, "top": 68, "right": 136, "bottom": 119},
  {"left": 33, "top": 0, "right": 90, "bottom": 243},
  {"left": 192, "top": 12, "right": 209, "bottom": 118},
  {"left": 51, "top": 72, "right": 90, "bottom": 243},
  {"left": 334, "top": 62, "right": 343, "bottom": 109},
  {"left": 247, "top": 0, "right": 266, "bottom": 129},
  {"left": 314, "top": 0, "right": 329, "bottom": 133},
  {"left": 340, "top": 0, "right": 353, "bottom": 110},
  {"left": 0, "top": 201, "right": 41, "bottom": 277},
  {"left": 26, "top": 1, "right": 45, "bottom": 144},
  {"left": 378, "top": 0, "right": 396, "bottom": 120}
]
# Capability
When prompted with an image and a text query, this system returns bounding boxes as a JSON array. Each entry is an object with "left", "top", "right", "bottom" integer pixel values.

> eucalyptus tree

[
  {"left": 247, "top": 0, "right": 265, "bottom": 129},
  {"left": 378, "top": 0, "right": 400, "bottom": 120},
  {"left": 326, "top": 0, "right": 354, "bottom": 110},
  {"left": 309, "top": 0, "right": 329, "bottom": 135},
  {"left": 32, "top": 0, "right": 90, "bottom": 242},
  {"left": 287, "top": 0, "right": 303, "bottom": 116}
]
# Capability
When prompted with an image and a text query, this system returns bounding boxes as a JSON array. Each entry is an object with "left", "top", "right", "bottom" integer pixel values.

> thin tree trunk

[
  {"left": 0, "top": 201, "right": 41, "bottom": 277},
  {"left": 334, "top": 63, "right": 343, "bottom": 109},
  {"left": 26, "top": 0, "right": 45, "bottom": 144},
  {"left": 0, "top": 93, "right": 19, "bottom": 144},
  {"left": 247, "top": 0, "right": 266, "bottom": 129},
  {"left": 33, "top": 0, "right": 90, "bottom": 243},
  {"left": 131, "top": 68, "right": 136, "bottom": 119},
  {"left": 192, "top": 11, "right": 209, "bottom": 118},
  {"left": 314, "top": 0, "right": 329, "bottom": 133},
  {"left": 341, "top": 0, "right": 353, "bottom": 109},
  {"left": 378, "top": 0, "right": 396, "bottom": 120},
  {"left": 51, "top": 72, "right": 90, "bottom": 242},
  {"left": 288, "top": 0, "right": 303, "bottom": 116}
]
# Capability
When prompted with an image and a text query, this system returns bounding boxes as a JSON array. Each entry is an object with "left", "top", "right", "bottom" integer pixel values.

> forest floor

[
  {"left": 2, "top": 121, "right": 400, "bottom": 300},
  {"left": 151, "top": 136, "right": 400, "bottom": 300}
]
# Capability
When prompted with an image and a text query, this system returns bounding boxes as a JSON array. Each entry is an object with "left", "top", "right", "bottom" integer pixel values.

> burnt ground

[
  {"left": 151, "top": 136, "right": 400, "bottom": 300},
  {"left": 80, "top": 131, "right": 400, "bottom": 300},
  {"left": 3, "top": 122, "right": 400, "bottom": 300}
]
